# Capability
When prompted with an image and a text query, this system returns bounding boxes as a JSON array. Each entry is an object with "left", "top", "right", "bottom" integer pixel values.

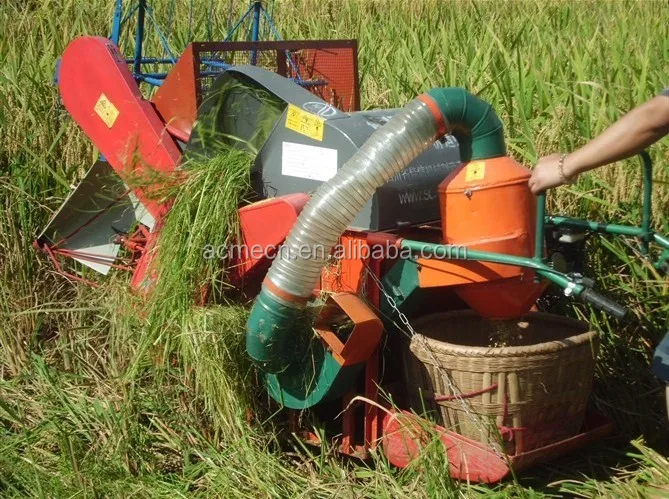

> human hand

[{"left": 529, "top": 153, "right": 568, "bottom": 194}]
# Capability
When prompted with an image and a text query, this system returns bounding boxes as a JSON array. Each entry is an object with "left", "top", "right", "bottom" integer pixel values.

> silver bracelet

[{"left": 558, "top": 154, "right": 576, "bottom": 185}]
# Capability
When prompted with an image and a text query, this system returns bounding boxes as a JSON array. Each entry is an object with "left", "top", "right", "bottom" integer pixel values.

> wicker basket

[{"left": 403, "top": 310, "right": 598, "bottom": 454}]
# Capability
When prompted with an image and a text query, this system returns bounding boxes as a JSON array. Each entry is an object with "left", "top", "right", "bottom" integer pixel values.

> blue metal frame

[
  {"left": 133, "top": 0, "right": 146, "bottom": 77},
  {"left": 111, "top": 0, "right": 123, "bottom": 44},
  {"left": 110, "top": 0, "right": 287, "bottom": 88}
]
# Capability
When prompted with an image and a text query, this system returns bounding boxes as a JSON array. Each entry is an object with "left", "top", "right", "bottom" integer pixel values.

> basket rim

[{"left": 409, "top": 310, "right": 597, "bottom": 358}]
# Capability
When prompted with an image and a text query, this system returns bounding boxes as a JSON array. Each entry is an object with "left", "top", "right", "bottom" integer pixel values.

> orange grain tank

[{"left": 438, "top": 156, "right": 544, "bottom": 318}]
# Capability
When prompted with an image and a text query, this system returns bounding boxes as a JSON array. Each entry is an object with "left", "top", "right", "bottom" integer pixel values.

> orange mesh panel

[{"left": 191, "top": 40, "right": 360, "bottom": 112}]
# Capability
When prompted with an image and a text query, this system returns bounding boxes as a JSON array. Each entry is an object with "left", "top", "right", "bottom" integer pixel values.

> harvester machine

[{"left": 36, "top": 4, "right": 669, "bottom": 484}]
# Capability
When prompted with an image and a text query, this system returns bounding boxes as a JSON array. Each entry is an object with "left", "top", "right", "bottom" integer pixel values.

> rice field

[{"left": 1, "top": 0, "right": 668, "bottom": 497}]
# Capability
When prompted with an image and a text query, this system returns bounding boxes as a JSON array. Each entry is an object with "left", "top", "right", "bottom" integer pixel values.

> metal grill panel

[{"left": 191, "top": 40, "right": 360, "bottom": 112}]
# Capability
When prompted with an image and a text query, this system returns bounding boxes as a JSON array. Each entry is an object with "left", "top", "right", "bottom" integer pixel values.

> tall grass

[
  {"left": 1, "top": 0, "right": 667, "bottom": 496},
  {"left": 136, "top": 149, "right": 256, "bottom": 436}
]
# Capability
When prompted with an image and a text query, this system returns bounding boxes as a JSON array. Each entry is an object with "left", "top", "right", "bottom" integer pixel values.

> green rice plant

[
  {"left": 129, "top": 148, "right": 254, "bottom": 430},
  {"left": 555, "top": 439, "right": 669, "bottom": 497},
  {"left": 125, "top": 78, "right": 285, "bottom": 432}
]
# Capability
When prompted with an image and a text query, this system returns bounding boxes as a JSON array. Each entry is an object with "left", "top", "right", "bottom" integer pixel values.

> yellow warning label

[
  {"left": 94, "top": 93, "right": 119, "bottom": 128},
  {"left": 285, "top": 104, "right": 324, "bottom": 141},
  {"left": 465, "top": 161, "right": 486, "bottom": 181}
]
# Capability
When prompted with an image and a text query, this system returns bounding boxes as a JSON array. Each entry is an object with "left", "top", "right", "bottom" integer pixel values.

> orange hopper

[{"left": 438, "top": 156, "right": 545, "bottom": 318}]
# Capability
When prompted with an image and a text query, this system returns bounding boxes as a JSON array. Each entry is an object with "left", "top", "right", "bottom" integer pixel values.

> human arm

[{"left": 529, "top": 93, "right": 669, "bottom": 194}]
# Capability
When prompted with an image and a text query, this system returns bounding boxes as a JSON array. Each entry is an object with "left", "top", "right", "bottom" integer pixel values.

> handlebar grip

[{"left": 579, "top": 288, "right": 628, "bottom": 320}]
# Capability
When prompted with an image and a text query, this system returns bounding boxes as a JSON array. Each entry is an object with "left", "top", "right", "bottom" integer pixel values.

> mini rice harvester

[{"left": 36, "top": 0, "right": 669, "bottom": 484}]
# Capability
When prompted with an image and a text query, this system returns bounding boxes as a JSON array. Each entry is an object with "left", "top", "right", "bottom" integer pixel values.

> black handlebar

[{"left": 579, "top": 288, "right": 628, "bottom": 320}]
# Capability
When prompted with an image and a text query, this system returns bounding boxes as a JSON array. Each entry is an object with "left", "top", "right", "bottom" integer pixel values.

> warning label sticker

[
  {"left": 282, "top": 142, "right": 337, "bottom": 182},
  {"left": 94, "top": 94, "right": 119, "bottom": 128},
  {"left": 465, "top": 161, "right": 486, "bottom": 182},
  {"left": 285, "top": 104, "right": 325, "bottom": 141}
]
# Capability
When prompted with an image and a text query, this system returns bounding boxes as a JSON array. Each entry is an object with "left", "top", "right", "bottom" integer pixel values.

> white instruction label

[{"left": 281, "top": 142, "right": 338, "bottom": 182}]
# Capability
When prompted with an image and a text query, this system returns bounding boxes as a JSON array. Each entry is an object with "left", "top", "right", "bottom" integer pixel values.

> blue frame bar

[
  {"left": 111, "top": 0, "right": 123, "bottom": 45},
  {"left": 125, "top": 57, "right": 175, "bottom": 64},
  {"left": 134, "top": 74, "right": 165, "bottom": 86},
  {"left": 133, "top": 0, "right": 146, "bottom": 77},
  {"left": 251, "top": 1, "right": 262, "bottom": 64},
  {"left": 108, "top": 0, "right": 312, "bottom": 91},
  {"left": 224, "top": 2, "right": 255, "bottom": 42}
]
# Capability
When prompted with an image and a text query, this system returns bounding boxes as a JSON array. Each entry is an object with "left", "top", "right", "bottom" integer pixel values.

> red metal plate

[
  {"left": 59, "top": 37, "right": 181, "bottom": 218},
  {"left": 380, "top": 410, "right": 614, "bottom": 483}
]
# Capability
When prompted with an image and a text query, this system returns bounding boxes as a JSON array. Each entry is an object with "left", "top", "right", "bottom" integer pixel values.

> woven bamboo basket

[{"left": 403, "top": 310, "right": 599, "bottom": 455}]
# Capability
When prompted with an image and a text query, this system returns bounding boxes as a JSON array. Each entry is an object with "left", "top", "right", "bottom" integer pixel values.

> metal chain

[
  {"left": 360, "top": 263, "right": 368, "bottom": 300},
  {"left": 364, "top": 263, "right": 502, "bottom": 453}
]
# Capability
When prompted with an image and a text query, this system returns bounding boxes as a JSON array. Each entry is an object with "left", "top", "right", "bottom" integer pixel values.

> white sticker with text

[{"left": 281, "top": 142, "right": 338, "bottom": 182}]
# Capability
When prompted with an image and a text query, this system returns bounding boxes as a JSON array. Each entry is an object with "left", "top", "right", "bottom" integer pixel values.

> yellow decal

[
  {"left": 465, "top": 161, "right": 486, "bottom": 181},
  {"left": 94, "top": 93, "right": 119, "bottom": 128},
  {"left": 285, "top": 104, "right": 324, "bottom": 141}
]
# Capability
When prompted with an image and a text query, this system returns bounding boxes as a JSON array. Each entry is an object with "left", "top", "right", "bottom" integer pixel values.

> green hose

[{"left": 426, "top": 87, "right": 506, "bottom": 161}]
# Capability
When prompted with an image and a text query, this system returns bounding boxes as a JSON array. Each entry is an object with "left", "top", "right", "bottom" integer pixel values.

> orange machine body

[
  {"left": 314, "top": 157, "right": 545, "bottom": 318},
  {"left": 434, "top": 156, "right": 544, "bottom": 318}
]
